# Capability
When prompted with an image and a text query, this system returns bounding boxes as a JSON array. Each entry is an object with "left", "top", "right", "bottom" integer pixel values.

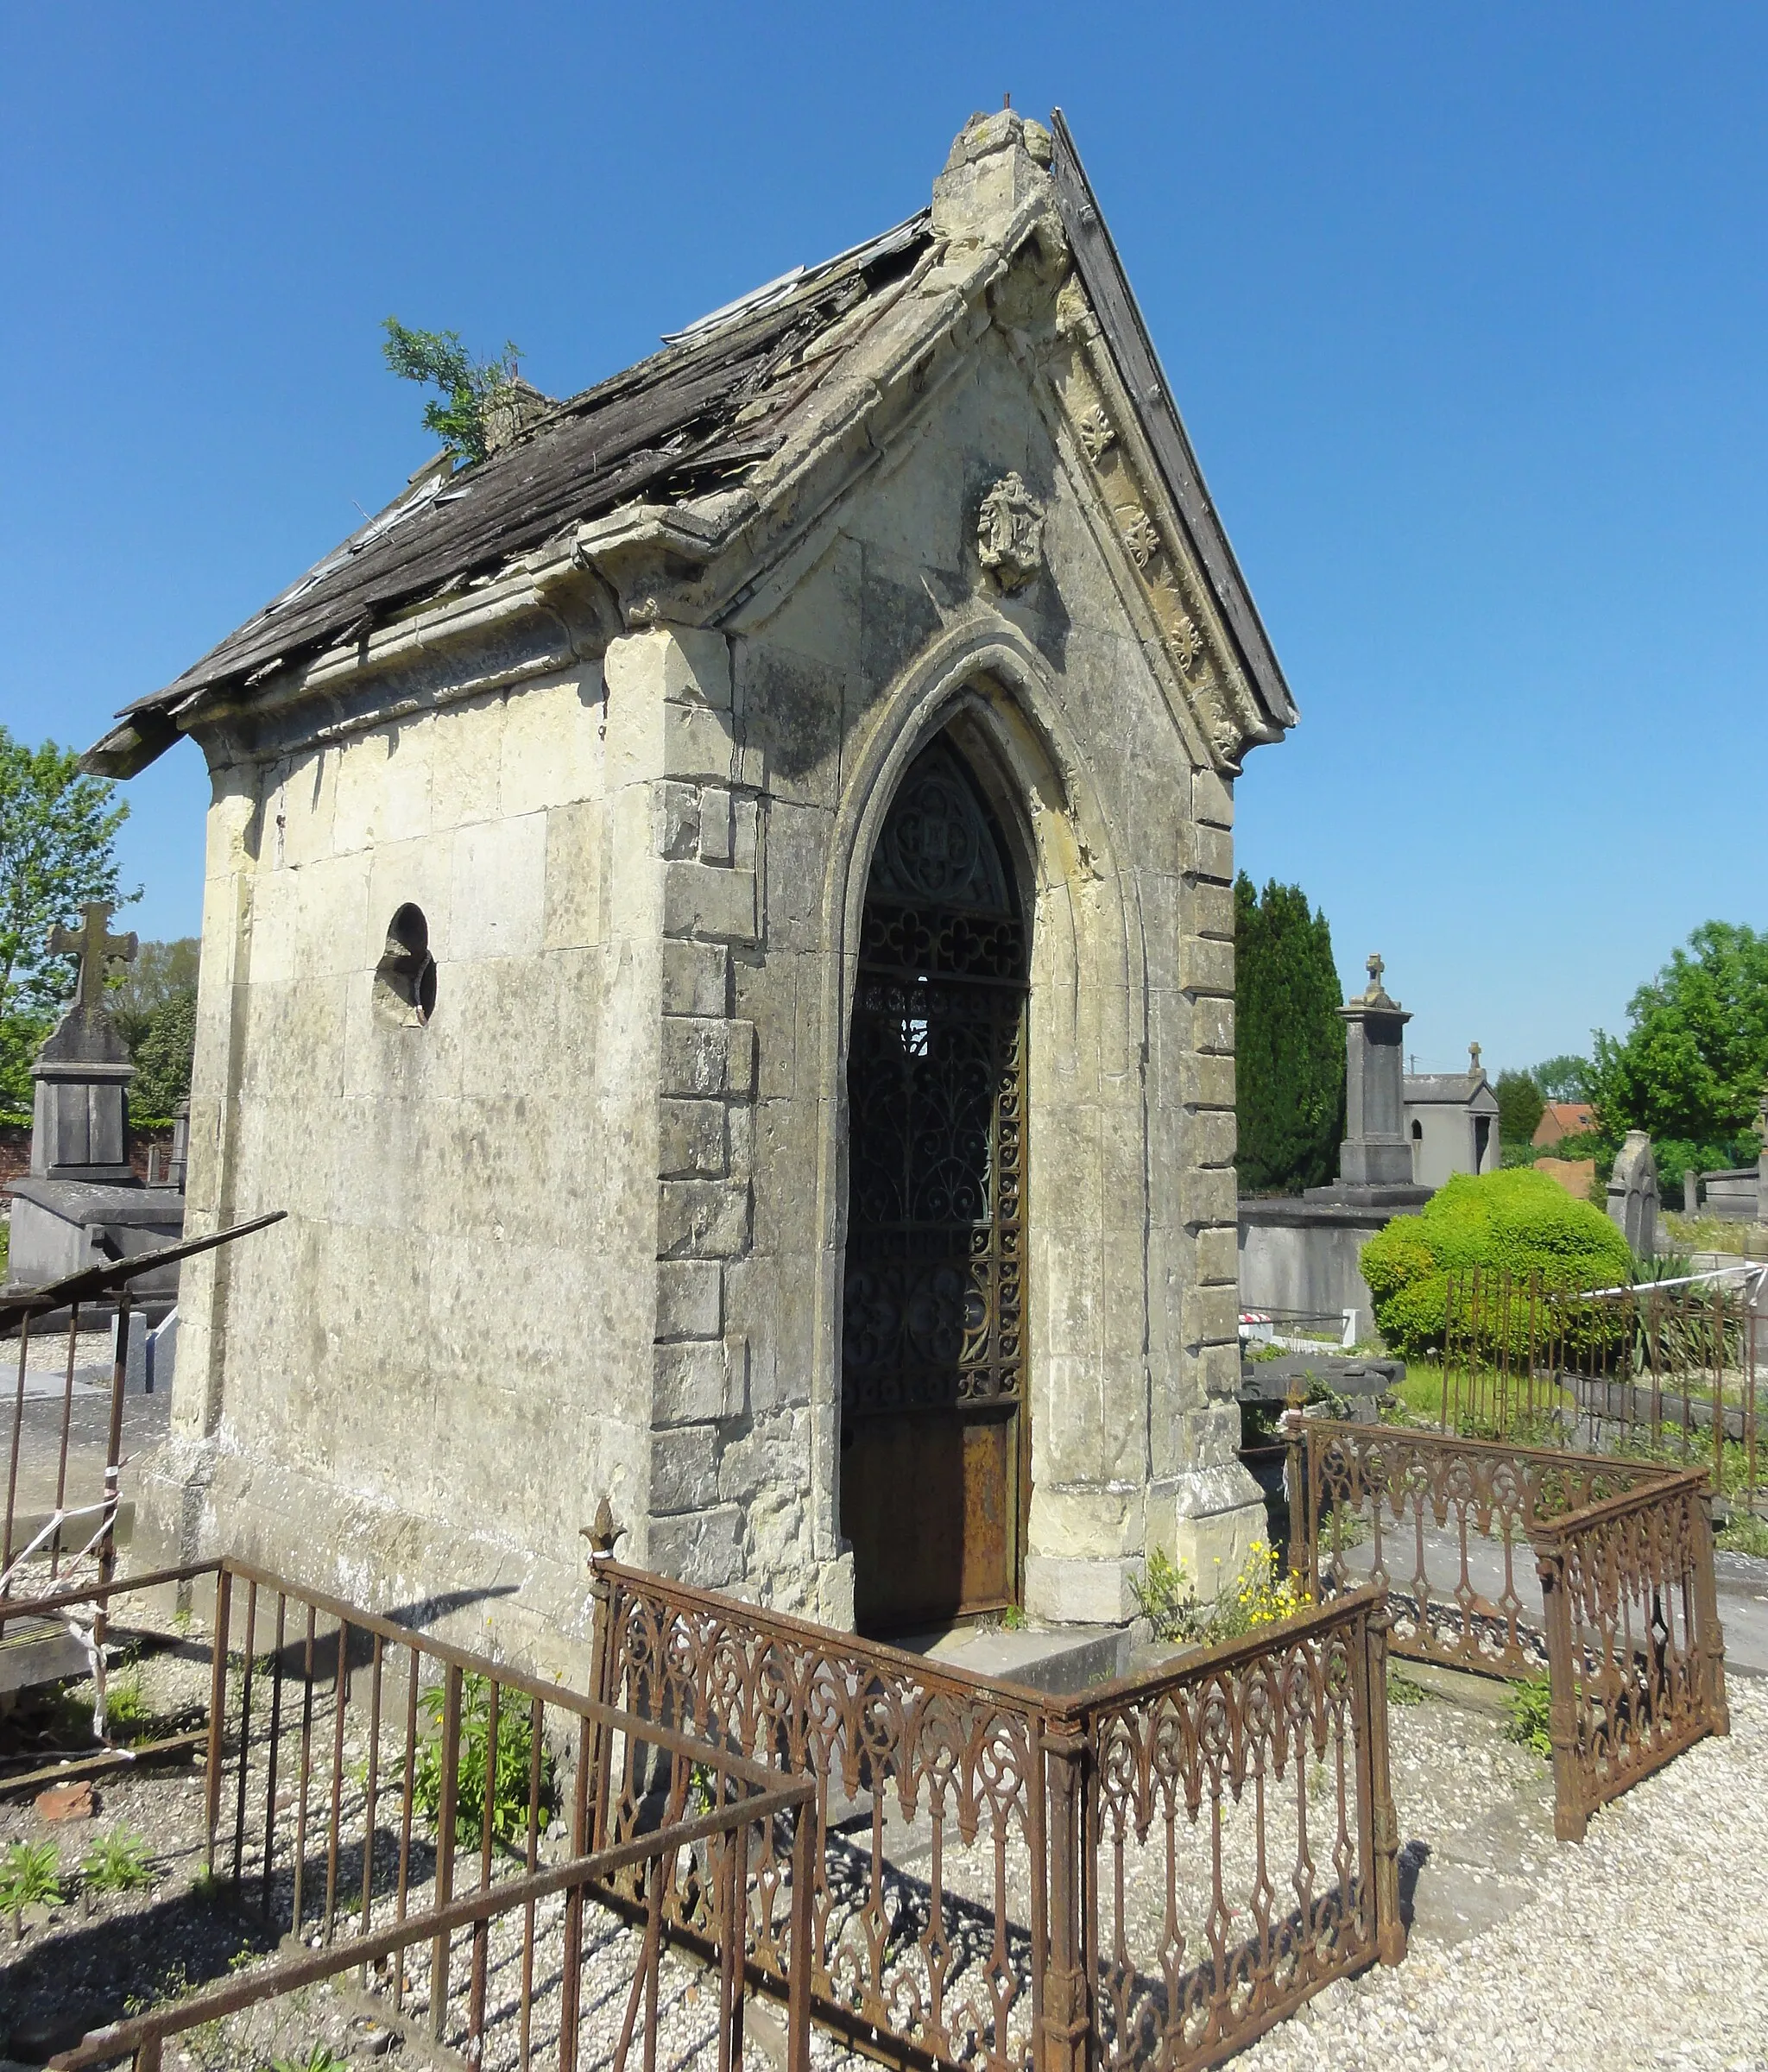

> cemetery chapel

[{"left": 89, "top": 111, "right": 1298, "bottom": 1668}]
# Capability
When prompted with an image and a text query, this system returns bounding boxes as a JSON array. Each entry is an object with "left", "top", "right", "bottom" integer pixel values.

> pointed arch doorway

[{"left": 841, "top": 737, "right": 1029, "bottom": 1633}]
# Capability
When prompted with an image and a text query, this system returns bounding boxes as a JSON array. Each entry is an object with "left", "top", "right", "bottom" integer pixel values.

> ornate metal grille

[{"left": 843, "top": 745, "right": 1026, "bottom": 1420}]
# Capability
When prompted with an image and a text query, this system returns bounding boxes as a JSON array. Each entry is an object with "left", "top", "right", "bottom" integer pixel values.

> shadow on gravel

[{"left": 2, "top": 1890, "right": 275, "bottom": 2064}]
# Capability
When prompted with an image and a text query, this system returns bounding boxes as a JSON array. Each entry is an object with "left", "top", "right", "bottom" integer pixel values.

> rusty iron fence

[
  {"left": 1286, "top": 1418, "right": 1729, "bottom": 1840},
  {"left": 0, "top": 1215, "right": 285, "bottom": 1725},
  {"left": 590, "top": 1557, "right": 1404, "bottom": 2072},
  {"left": 1433, "top": 1264, "right": 1765, "bottom": 1515},
  {"left": 50, "top": 1555, "right": 816, "bottom": 2072}
]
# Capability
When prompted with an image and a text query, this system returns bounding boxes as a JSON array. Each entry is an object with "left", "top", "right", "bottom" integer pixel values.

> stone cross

[
  {"left": 1367, "top": 952, "right": 1384, "bottom": 990},
  {"left": 47, "top": 901, "right": 138, "bottom": 1015},
  {"left": 1468, "top": 1041, "right": 1482, "bottom": 1077}
]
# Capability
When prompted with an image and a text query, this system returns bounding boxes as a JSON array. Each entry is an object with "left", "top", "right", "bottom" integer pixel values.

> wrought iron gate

[{"left": 841, "top": 742, "right": 1027, "bottom": 1631}]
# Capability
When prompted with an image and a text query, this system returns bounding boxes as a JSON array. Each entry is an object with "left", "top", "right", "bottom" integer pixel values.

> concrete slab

[
  {"left": 0, "top": 1614, "right": 91, "bottom": 1696},
  {"left": 895, "top": 1620, "right": 1127, "bottom": 1695}
]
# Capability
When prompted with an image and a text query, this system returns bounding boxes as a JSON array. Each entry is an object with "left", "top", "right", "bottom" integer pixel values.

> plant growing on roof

[{"left": 382, "top": 319, "right": 523, "bottom": 465}]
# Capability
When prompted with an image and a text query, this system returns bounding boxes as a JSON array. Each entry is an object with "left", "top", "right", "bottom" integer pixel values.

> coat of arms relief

[{"left": 976, "top": 473, "right": 1045, "bottom": 591}]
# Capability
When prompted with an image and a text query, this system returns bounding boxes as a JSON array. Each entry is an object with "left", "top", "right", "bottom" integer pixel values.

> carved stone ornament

[
  {"left": 976, "top": 473, "right": 1045, "bottom": 591},
  {"left": 1118, "top": 506, "right": 1161, "bottom": 571},
  {"left": 1165, "top": 616, "right": 1206, "bottom": 679},
  {"left": 1076, "top": 404, "right": 1115, "bottom": 464}
]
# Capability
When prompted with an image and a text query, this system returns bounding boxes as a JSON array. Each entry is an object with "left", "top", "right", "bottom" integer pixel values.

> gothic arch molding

[{"left": 805, "top": 612, "right": 1153, "bottom": 1582}]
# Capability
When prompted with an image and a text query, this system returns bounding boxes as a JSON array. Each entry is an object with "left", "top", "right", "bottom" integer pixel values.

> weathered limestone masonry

[{"left": 93, "top": 110, "right": 1299, "bottom": 1673}]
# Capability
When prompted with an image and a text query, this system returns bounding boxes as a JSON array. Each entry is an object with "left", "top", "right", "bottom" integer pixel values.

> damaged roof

[
  {"left": 87, "top": 212, "right": 933, "bottom": 775},
  {"left": 88, "top": 113, "right": 1296, "bottom": 777}
]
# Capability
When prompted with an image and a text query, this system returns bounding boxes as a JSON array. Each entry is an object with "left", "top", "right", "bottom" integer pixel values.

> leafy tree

[
  {"left": 1533, "top": 1053, "right": 1589, "bottom": 1102},
  {"left": 1234, "top": 875, "right": 1345, "bottom": 1194},
  {"left": 382, "top": 319, "right": 521, "bottom": 464},
  {"left": 0, "top": 730, "right": 133, "bottom": 1022},
  {"left": 109, "top": 936, "right": 198, "bottom": 1048},
  {"left": 0, "top": 730, "right": 135, "bottom": 1115},
  {"left": 1495, "top": 1069, "right": 1545, "bottom": 1146},
  {"left": 1586, "top": 921, "right": 1768, "bottom": 1158},
  {"left": 129, "top": 988, "right": 196, "bottom": 1121}
]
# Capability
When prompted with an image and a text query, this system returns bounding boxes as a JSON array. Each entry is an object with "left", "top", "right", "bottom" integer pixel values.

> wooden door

[{"left": 841, "top": 742, "right": 1027, "bottom": 1633}]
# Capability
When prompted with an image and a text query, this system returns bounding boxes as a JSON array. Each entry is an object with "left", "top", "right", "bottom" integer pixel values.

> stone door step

[{"left": 894, "top": 1620, "right": 1128, "bottom": 1696}]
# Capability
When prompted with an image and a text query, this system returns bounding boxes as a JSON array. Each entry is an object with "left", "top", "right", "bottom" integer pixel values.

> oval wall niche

[{"left": 372, "top": 903, "right": 438, "bottom": 1027}]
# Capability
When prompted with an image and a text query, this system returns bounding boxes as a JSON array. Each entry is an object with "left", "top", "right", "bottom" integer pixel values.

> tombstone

[
  {"left": 146, "top": 1309, "right": 177, "bottom": 1395},
  {"left": 4, "top": 901, "right": 186, "bottom": 1305},
  {"left": 32, "top": 902, "right": 140, "bottom": 1182},
  {"left": 1304, "top": 955, "right": 1432, "bottom": 1209},
  {"left": 1684, "top": 1169, "right": 1701, "bottom": 1216},
  {"left": 112, "top": 1307, "right": 148, "bottom": 1392},
  {"left": 1607, "top": 1130, "right": 1659, "bottom": 1257}
]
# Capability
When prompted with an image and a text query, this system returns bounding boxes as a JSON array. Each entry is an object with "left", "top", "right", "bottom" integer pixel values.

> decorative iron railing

[
  {"left": 1286, "top": 1418, "right": 1728, "bottom": 1841},
  {"left": 590, "top": 1557, "right": 1405, "bottom": 2072},
  {"left": 1433, "top": 1264, "right": 1765, "bottom": 1518}
]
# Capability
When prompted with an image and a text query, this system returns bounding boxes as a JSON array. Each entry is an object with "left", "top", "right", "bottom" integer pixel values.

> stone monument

[
  {"left": 1306, "top": 956, "right": 1432, "bottom": 1210},
  {"left": 5, "top": 902, "right": 185, "bottom": 1306},
  {"left": 1240, "top": 956, "right": 1431, "bottom": 1332},
  {"left": 1606, "top": 1130, "right": 1659, "bottom": 1258}
]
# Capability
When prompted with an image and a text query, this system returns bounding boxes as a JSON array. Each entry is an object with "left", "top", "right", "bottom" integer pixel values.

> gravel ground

[
  {"left": 1241, "top": 1677, "right": 1768, "bottom": 2072},
  {"left": 5, "top": 1622, "right": 1765, "bottom": 2070}
]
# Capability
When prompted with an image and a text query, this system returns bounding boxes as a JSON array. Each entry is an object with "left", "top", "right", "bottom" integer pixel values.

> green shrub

[
  {"left": 1361, "top": 1169, "right": 1633, "bottom": 1359},
  {"left": 412, "top": 1672, "right": 554, "bottom": 1846},
  {"left": 1128, "top": 1546, "right": 1203, "bottom": 1644}
]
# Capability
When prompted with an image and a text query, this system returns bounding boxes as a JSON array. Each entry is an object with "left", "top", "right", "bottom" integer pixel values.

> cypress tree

[{"left": 1234, "top": 874, "right": 1346, "bottom": 1194}]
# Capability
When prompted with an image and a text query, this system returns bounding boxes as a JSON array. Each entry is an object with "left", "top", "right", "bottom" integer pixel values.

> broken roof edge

[
  {"left": 85, "top": 114, "right": 1300, "bottom": 779},
  {"left": 1047, "top": 111, "right": 1298, "bottom": 739}
]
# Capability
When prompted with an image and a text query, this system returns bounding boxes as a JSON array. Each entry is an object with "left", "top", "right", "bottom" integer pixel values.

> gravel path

[
  {"left": 8, "top": 1623, "right": 1765, "bottom": 2070},
  {"left": 1241, "top": 1678, "right": 1768, "bottom": 2072}
]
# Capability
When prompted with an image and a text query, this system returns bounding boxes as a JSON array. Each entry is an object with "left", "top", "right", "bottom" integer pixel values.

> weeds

[
  {"left": 1716, "top": 1507, "right": 1768, "bottom": 1557},
  {"left": 413, "top": 1672, "right": 555, "bottom": 1846},
  {"left": 1206, "top": 1541, "right": 1311, "bottom": 1641},
  {"left": 1386, "top": 1665, "right": 1428, "bottom": 1706},
  {"left": 0, "top": 1839, "right": 62, "bottom": 1939},
  {"left": 1131, "top": 1542, "right": 1309, "bottom": 1651},
  {"left": 1502, "top": 1674, "right": 1554, "bottom": 1757},
  {"left": 101, "top": 1666, "right": 152, "bottom": 1743},
  {"left": 80, "top": 1824, "right": 155, "bottom": 1897},
  {"left": 1128, "top": 1547, "right": 1203, "bottom": 1645},
  {"left": 271, "top": 2047, "right": 348, "bottom": 2072}
]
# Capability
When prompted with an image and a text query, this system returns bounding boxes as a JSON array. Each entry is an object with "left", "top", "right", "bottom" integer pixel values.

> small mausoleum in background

[
  {"left": 1404, "top": 1045, "right": 1501, "bottom": 1190},
  {"left": 83, "top": 111, "right": 1301, "bottom": 1670}
]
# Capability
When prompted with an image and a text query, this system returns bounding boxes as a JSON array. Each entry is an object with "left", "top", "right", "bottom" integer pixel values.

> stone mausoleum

[{"left": 88, "top": 112, "right": 1298, "bottom": 1665}]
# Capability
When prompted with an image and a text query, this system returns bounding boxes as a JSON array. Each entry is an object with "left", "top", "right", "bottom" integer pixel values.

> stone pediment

[{"left": 87, "top": 111, "right": 1295, "bottom": 781}]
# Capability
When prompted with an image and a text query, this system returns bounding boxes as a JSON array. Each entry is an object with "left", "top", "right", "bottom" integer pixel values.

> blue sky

[{"left": 3, "top": 4, "right": 1763, "bottom": 1075}]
